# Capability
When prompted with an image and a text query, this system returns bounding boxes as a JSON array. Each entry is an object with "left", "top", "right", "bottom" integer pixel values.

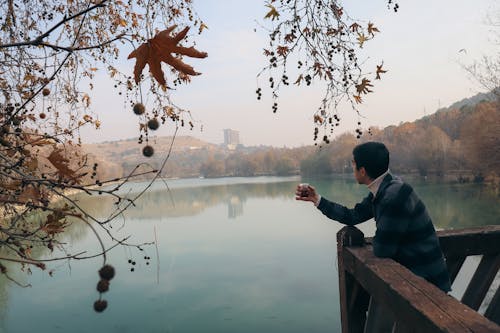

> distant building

[{"left": 223, "top": 129, "right": 240, "bottom": 149}]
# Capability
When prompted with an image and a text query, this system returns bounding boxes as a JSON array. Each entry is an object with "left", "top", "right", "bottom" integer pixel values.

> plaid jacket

[{"left": 317, "top": 174, "right": 451, "bottom": 292}]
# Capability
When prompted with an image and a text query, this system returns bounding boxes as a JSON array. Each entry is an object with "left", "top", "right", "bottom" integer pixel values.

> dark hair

[{"left": 352, "top": 142, "right": 389, "bottom": 179}]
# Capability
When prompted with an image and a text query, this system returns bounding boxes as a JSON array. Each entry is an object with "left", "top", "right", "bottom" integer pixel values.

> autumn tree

[
  {"left": 0, "top": 0, "right": 207, "bottom": 312},
  {"left": 460, "top": 102, "right": 500, "bottom": 181}
]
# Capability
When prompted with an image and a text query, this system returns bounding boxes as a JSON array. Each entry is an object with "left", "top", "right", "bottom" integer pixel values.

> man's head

[{"left": 352, "top": 142, "right": 389, "bottom": 183}]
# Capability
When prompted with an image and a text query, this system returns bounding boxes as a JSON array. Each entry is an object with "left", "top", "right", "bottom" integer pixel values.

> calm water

[{"left": 0, "top": 176, "right": 499, "bottom": 333}]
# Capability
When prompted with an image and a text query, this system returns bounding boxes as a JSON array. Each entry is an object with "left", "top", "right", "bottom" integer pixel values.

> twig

[{"left": 154, "top": 226, "right": 160, "bottom": 284}]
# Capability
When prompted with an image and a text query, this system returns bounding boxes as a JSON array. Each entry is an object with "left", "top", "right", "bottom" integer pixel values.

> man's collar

[{"left": 367, "top": 170, "right": 390, "bottom": 197}]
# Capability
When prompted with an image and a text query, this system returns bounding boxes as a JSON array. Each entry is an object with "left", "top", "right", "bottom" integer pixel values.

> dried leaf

[
  {"left": 264, "top": 4, "right": 280, "bottom": 20},
  {"left": 1, "top": 180, "right": 21, "bottom": 190},
  {"left": 375, "top": 63, "right": 387, "bottom": 80},
  {"left": 314, "top": 115, "right": 324, "bottom": 124},
  {"left": 128, "top": 26, "right": 207, "bottom": 87},
  {"left": 276, "top": 45, "right": 289, "bottom": 57},
  {"left": 47, "top": 148, "right": 79, "bottom": 182},
  {"left": 350, "top": 23, "right": 361, "bottom": 32},
  {"left": 355, "top": 78, "right": 373, "bottom": 95},
  {"left": 284, "top": 32, "right": 296, "bottom": 43},
  {"left": 353, "top": 95, "right": 363, "bottom": 104},
  {"left": 25, "top": 158, "right": 38, "bottom": 172},
  {"left": 367, "top": 22, "right": 380, "bottom": 36},
  {"left": 82, "top": 94, "right": 91, "bottom": 107},
  {"left": 294, "top": 74, "right": 303, "bottom": 85}
]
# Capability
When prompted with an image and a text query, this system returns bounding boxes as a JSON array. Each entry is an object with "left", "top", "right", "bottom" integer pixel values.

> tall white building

[{"left": 223, "top": 129, "right": 240, "bottom": 147}]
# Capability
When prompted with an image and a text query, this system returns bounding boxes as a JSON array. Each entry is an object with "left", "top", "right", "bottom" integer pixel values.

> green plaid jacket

[{"left": 317, "top": 174, "right": 451, "bottom": 292}]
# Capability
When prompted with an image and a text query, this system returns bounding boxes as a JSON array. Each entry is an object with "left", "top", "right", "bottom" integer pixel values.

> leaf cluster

[{"left": 259, "top": 0, "right": 392, "bottom": 144}]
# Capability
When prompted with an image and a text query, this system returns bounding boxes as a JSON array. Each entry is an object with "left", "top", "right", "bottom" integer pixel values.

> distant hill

[
  {"left": 443, "top": 90, "right": 498, "bottom": 111},
  {"left": 82, "top": 135, "right": 219, "bottom": 179},
  {"left": 83, "top": 90, "right": 499, "bottom": 182},
  {"left": 83, "top": 135, "right": 217, "bottom": 158}
]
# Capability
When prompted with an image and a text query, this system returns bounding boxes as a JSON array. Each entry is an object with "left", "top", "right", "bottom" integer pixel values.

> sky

[{"left": 80, "top": 0, "right": 498, "bottom": 147}]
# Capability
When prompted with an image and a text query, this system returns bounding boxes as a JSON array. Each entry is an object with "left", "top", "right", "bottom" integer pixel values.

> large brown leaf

[{"left": 128, "top": 25, "right": 207, "bottom": 87}]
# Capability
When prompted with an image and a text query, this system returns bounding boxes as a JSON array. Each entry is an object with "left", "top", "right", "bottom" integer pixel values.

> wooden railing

[{"left": 337, "top": 225, "right": 500, "bottom": 333}]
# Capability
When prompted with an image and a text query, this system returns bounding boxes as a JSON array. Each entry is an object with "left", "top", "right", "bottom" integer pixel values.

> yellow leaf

[
  {"left": 264, "top": 4, "right": 279, "bottom": 20},
  {"left": 357, "top": 33, "right": 367, "bottom": 48},
  {"left": 294, "top": 74, "right": 303, "bottom": 85},
  {"left": 199, "top": 22, "right": 208, "bottom": 34},
  {"left": 164, "top": 106, "right": 175, "bottom": 117},
  {"left": 82, "top": 94, "right": 91, "bottom": 107}
]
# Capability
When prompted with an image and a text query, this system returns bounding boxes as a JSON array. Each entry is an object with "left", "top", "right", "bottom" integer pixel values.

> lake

[{"left": 1, "top": 176, "right": 499, "bottom": 333}]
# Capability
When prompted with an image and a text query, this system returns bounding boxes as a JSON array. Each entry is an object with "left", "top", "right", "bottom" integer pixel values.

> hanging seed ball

[
  {"left": 98, "top": 264, "right": 115, "bottom": 281},
  {"left": 93, "top": 299, "right": 108, "bottom": 312},
  {"left": 147, "top": 118, "right": 160, "bottom": 130},
  {"left": 39, "top": 113, "right": 46, "bottom": 119},
  {"left": 42, "top": 88, "right": 50, "bottom": 96},
  {"left": 133, "top": 103, "right": 145, "bottom": 115},
  {"left": 142, "top": 145, "right": 154, "bottom": 157},
  {"left": 97, "top": 279, "right": 110, "bottom": 293}
]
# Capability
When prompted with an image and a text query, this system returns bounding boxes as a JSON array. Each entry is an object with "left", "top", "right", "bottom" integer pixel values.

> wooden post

[{"left": 337, "top": 226, "right": 369, "bottom": 333}]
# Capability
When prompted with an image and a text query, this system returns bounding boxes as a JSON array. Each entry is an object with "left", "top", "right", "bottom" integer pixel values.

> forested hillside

[{"left": 302, "top": 94, "right": 499, "bottom": 184}]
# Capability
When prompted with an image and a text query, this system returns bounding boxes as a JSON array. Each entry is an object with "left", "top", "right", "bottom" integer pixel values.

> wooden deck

[{"left": 337, "top": 225, "right": 500, "bottom": 332}]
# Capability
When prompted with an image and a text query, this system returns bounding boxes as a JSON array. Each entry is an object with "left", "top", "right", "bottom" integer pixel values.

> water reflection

[
  {"left": 75, "top": 177, "right": 499, "bottom": 228},
  {"left": 75, "top": 179, "right": 298, "bottom": 220},
  {"left": 228, "top": 195, "right": 244, "bottom": 219}
]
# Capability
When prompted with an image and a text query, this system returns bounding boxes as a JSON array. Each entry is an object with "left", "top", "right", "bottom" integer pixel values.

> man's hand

[{"left": 295, "top": 184, "right": 319, "bottom": 204}]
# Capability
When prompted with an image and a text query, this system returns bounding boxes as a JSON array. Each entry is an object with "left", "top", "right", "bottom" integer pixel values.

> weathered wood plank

[
  {"left": 437, "top": 226, "right": 500, "bottom": 257},
  {"left": 343, "top": 245, "right": 500, "bottom": 332},
  {"left": 485, "top": 285, "right": 500, "bottom": 325},
  {"left": 447, "top": 256, "right": 466, "bottom": 284},
  {"left": 462, "top": 254, "right": 500, "bottom": 311}
]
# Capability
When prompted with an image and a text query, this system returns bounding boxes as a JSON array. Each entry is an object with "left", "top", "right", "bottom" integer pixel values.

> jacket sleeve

[{"left": 316, "top": 195, "right": 374, "bottom": 225}]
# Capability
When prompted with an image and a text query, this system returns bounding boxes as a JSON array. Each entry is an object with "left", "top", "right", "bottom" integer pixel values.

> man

[{"left": 296, "top": 142, "right": 451, "bottom": 332}]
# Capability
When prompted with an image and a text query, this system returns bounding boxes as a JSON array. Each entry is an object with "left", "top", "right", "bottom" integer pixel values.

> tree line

[
  {"left": 301, "top": 97, "right": 499, "bottom": 185},
  {"left": 101, "top": 93, "right": 498, "bottom": 185}
]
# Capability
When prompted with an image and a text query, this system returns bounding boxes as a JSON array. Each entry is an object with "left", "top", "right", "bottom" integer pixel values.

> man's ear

[
  {"left": 359, "top": 166, "right": 366, "bottom": 177},
  {"left": 358, "top": 167, "right": 370, "bottom": 184}
]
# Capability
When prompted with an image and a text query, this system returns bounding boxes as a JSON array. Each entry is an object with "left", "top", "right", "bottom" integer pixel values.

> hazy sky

[{"left": 81, "top": 0, "right": 498, "bottom": 147}]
